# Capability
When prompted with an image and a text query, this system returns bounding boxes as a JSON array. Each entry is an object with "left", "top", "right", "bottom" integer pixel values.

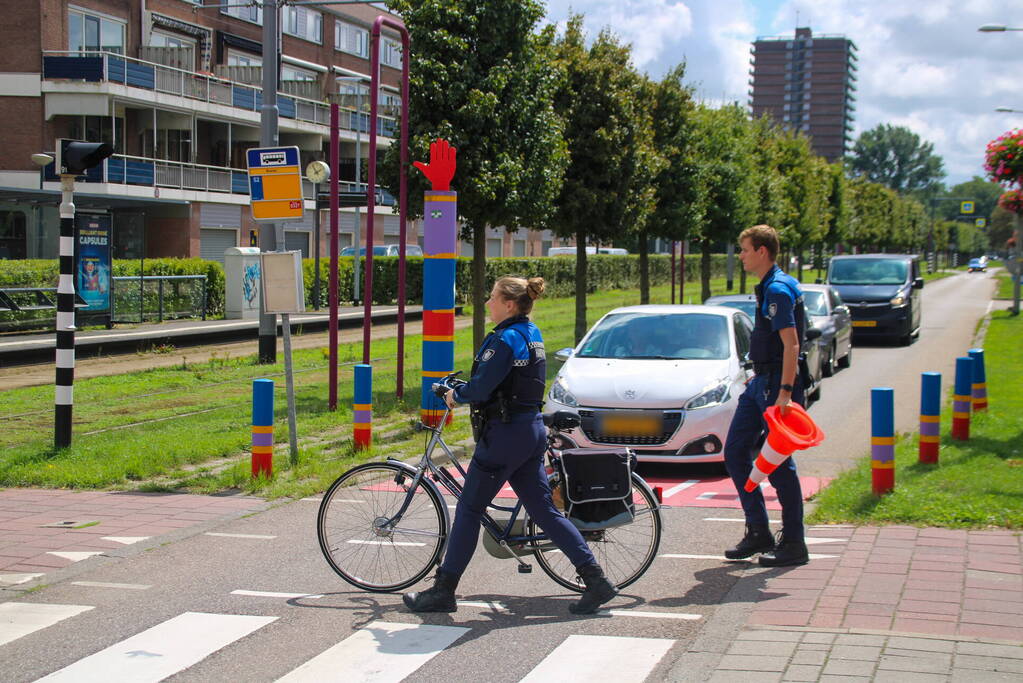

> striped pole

[
  {"left": 918, "top": 372, "right": 941, "bottom": 464},
  {"left": 871, "top": 387, "right": 895, "bottom": 495},
  {"left": 951, "top": 357, "right": 973, "bottom": 440},
  {"left": 252, "top": 378, "right": 274, "bottom": 478},
  {"left": 420, "top": 190, "right": 457, "bottom": 427},
  {"left": 55, "top": 175, "right": 76, "bottom": 449},
  {"left": 354, "top": 364, "right": 372, "bottom": 449},
  {"left": 968, "top": 348, "right": 987, "bottom": 412}
]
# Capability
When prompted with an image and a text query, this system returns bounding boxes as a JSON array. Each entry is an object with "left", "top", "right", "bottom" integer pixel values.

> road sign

[
  {"left": 975, "top": 218, "right": 987, "bottom": 228},
  {"left": 247, "top": 146, "right": 304, "bottom": 222},
  {"left": 960, "top": 201, "right": 975, "bottom": 215}
]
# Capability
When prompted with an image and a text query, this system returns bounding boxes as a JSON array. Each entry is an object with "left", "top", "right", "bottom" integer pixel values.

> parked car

[
  {"left": 548, "top": 246, "right": 597, "bottom": 257},
  {"left": 825, "top": 253, "right": 923, "bottom": 345},
  {"left": 800, "top": 283, "right": 853, "bottom": 376},
  {"left": 968, "top": 258, "right": 987, "bottom": 273},
  {"left": 339, "top": 245, "right": 424, "bottom": 257},
  {"left": 703, "top": 293, "right": 757, "bottom": 320}
]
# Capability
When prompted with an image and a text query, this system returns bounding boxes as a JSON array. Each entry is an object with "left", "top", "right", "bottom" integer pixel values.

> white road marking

[
  {"left": 38, "top": 612, "right": 276, "bottom": 682},
  {"left": 601, "top": 610, "right": 702, "bottom": 620},
  {"left": 300, "top": 497, "right": 322, "bottom": 502},
  {"left": 805, "top": 537, "right": 847, "bottom": 545},
  {"left": 71, "top": 582, "right": 151, "bottom": 590},
  {"left": 346, "top": 539, "right": 426, "bottom": 547},
  {"left": 101, "top": 536, "right": 150, "bottom": 545},
  {"left": 457, "top": 600, "right": 508, "bottom": 611},
  {"left": 662, "top": 479, "right": 700, "bottom": 498},
  {"left": 660, "top": 552, "right": 837, "bottom": 560},
  {"left": 276, "top": 620, "right": 469, "bottom": 682},
  {"left": 204, "top": 532, "right": 276, "bottom": 539},
  {"left": 695, "top": 492, "right": 720, "bottom": 500},
  {"left": 0, "top": 573, "right": 44, "bottom": 585},
  {"left": 231, "top": 590, "right": 323, "bottom": 600},
  {"left": 703, "top": 518, "right": 780, "bottom": 524},
  {"left": 519, "top": 635, "right": 675, "bottom": 683},
  {"left": 46, "top": 551, "right": 104, "bottom": 563},
  {"left": 0, "top": 603, "right": 94, "bottom": 647}
]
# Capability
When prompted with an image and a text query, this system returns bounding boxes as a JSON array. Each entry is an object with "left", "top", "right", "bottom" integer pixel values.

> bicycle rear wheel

[
  {"left": 530, "top": 472, "right": 662, "bottom": 592},
  {"left": 317, "top": 462, "right": 447, "bottom": 592}
]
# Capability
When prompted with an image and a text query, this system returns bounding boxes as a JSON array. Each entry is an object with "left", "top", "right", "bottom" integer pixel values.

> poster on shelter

[{"left": 75, "top": 214, "right": 111, "bottom": 312}]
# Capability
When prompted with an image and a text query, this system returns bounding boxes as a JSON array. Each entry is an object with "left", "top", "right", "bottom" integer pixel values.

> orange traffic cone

[{"left": 744, "top": 403, "right": 825, "bottom": 492}]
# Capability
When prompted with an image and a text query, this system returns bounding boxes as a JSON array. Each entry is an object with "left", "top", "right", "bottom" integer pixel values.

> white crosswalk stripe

[
  {"left": 519, "top": 634, "right": 675, "bottom": 682},
  {"left": 37, "top": 612, "right": 276, "bottom": 682},
  {"left": 276, "top": 620, "right": 469, "bottom": 682},
  {"left": 0, "top": 603, "right": 93, "bottom": 647}
]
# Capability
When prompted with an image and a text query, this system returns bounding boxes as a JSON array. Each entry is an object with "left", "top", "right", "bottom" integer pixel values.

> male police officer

[{"left": 723, "top": 224, "right": 809, "bottom": 567}]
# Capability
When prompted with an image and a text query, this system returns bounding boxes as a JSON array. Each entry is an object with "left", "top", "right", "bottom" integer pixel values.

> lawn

[
  {"left": 0, "top": 277, "right": 744, "bottom": 498},
  {"left": 809, "top": 309, "right": 1023, "bottom": 528}
]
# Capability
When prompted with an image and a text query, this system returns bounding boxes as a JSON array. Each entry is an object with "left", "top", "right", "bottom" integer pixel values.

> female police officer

[{"left": 403, "top": 275, "right": 617, "bottom": 615}]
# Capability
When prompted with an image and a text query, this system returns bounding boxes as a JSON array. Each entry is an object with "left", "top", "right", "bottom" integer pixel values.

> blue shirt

[
  {"left": 454, "top": 315, "right": 546, "bottom": 406},
  {"left": 750, "top": 265, "right": 805, "bottom": 363}
]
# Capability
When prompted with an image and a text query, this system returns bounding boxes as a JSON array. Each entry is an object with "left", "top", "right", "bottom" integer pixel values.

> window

[
  {"left": 149, "top": 30, "right": 195, "bottom": 50},
  {"left": 285, "top": 6, "right": 321, "bottom": 44},
  {"left": 380, "top": 90, "right": 401, "bottom": 115},
  {"left": 282, "top": 64, "right": 316, "bottom": 81},
  {"left": 335, "top": 21, "right": 368, "bottom": 58},
  {"left": 69, "top": 8, "right": 125, "bottom": 54},
  {"left": 0, "top": 210, "right": 27, "bottom": 260},
  {"left": 221, "top": 3, "right": 261, "bottom": 25},
  {"left": 733, "top": 314, "right": 751, "bottom": 359},
  {"left": 486, "top": 238, "right": 502, "bottom": 258},
  {"left": 382, "top": 37, "right": 403, "bottom": 69},
  {"left": 227, "top": 50, "right": 261, "bottom": 67},
  {"left": 68, "top": 115, "right": 126, "bottom": 155}
]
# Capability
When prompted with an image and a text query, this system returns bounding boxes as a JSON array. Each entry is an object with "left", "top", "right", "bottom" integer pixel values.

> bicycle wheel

[
  {"left": 531, "top": 472, "right": 662, "bottom": 593},
  {"left": 317, "top": 462, "right": 447, "bottom": 592}
]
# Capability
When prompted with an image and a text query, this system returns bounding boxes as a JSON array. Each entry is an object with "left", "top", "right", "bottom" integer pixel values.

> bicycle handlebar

[{"left": 430, "top": 371, "right": 465, "bottom": 399}]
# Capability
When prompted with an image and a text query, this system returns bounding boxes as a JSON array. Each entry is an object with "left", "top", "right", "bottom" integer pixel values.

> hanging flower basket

[
  {"left": 998, "top": 189, "right": 1023, "bottom": 214},
  {"left": 985, "top": 129, "right": 1023, "bottom": 186}
]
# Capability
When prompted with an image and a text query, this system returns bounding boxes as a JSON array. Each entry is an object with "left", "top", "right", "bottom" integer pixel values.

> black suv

[{"left": 825, "top": 254, "right": 923, "bottom": 345}]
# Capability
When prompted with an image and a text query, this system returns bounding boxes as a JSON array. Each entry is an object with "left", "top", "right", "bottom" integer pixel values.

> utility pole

[{"left": 257, "top": 0, "right": 281, "bottom": 364}]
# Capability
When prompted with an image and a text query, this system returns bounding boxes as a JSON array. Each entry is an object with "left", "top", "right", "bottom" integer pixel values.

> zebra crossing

[{"left": 1, "top": 592, "right": 682, "bottom": 682}]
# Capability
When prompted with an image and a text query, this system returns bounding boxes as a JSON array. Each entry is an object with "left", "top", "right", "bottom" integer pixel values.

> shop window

[{"left": 0, "top": 210, "right": 27, "bottom": 259}]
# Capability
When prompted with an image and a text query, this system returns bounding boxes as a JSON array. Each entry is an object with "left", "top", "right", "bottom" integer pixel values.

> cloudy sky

[{"left": 541, "top": 0, "right": 1019, "bottom": 186}]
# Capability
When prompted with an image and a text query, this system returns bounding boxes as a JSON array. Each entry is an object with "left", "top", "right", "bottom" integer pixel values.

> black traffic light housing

[{"left": 56, "top": 139, "right": 114, "bottom": 176}]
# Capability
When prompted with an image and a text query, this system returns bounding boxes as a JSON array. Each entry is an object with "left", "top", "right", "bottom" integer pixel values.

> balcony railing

[{"left": 41, "top": 51, "right": 396, "bottom": 138}]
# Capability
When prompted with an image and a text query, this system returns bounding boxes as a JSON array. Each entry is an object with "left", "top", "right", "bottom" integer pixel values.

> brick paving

[{"left": 0, "top": 488, "right": 263, "bottom": 583}]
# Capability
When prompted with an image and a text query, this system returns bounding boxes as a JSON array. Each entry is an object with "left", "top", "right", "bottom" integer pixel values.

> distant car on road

[
  {"left": 800, "top": 283, "right": 853, "bottom": 376},
  {"left": 968, "top": 258, "right": 987, "bottom": 273},
  {"left": 826, "top": 253, "right": 923, "bottom": 345}
]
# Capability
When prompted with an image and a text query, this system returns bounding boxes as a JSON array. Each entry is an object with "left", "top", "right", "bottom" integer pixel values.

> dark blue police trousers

[
  {"left": 440, "top": 412, "right": 595, "bottom": 577},
  {"left": 723, "top": 374, "right": 805, "bottom": 539}
]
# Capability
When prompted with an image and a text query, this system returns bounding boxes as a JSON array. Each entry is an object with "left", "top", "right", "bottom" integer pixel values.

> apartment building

[
  {"left": 0, "top": 1, "right": 559, "bottom": 262},
  {"left": 749, "top": 27, "right": 858, "bottom": 163}
]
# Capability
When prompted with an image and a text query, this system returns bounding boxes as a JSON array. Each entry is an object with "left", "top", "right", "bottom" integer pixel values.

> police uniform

[
  {"left": 439, "top": 314, "right": 595, "bottom": 578},
  {"left": 723, "top": 264, "right": 806, "bottom": 541}
]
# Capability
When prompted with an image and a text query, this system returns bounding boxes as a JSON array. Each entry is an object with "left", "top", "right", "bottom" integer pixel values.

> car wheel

[
  {"left": 822, "top": 343, "right": 835, "bottom": 378},
  {"left": 837, "top": 343, "right": 852, "bottom": 369}
]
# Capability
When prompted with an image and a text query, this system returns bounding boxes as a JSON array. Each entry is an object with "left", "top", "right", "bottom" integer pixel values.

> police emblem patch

[
  {"left": 768, "top": 303, "right": 777, "bottom": 318},
  {"left": 481, "top": 349, "right": 495, "bottom": 361}
]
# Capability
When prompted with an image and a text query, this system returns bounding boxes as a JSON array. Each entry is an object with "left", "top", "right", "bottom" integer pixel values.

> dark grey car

[{"left": 801, "top": 283, "right": 853, "bottom": 376}]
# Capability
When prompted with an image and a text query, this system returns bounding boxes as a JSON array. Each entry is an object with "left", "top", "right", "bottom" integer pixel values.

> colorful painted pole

[
  {"left": 918, "top": 372, "right": 941, "bottom": 464},
  {"left": 871, "top": 387, "right": 895, "bottom": 495},
  {"left": 968, "top": 348, "right": 987, "bottom": 412},
  {"left": 951, "top": 356, "right": 973, "bottom": 440},
  {"left": 353, "top": 364, "right": 373, "bottom": 449},
  {"left": 252, "top": 378, "right": 274, "bottom": 479},
  {"left": 414, "top": 139, "right": 457, "bottom": 427}
]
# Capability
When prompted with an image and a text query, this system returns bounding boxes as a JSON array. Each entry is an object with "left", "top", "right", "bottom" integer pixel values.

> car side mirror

[
  {"left": 741, "top": 353, "right": 753, "bottom": 371},
  {"left": 913, "top": 277, "right": 924, "bottom": 289},
  {"left": 554, "top": 347, "right": 575, "bottom": 362},
  {"left": 805, "top": 328, "right": 822, "bottom": 341}
]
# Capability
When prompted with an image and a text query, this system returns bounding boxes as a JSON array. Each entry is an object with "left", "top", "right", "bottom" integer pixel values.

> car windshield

[
  {"left": 803, "top": 291, "right": 828, "bottom": 316},
  {"left": 969, "top": 259, "right": 982, "bottom": 266},
  {"left": 576, "top": 312, "right": 730, "bottom": 360},
  {"left": 707, "top": 300, "right": 756, "bottom": 319},
  {"left": 829, "top": 258, "right": 908, "bottom": 285}
]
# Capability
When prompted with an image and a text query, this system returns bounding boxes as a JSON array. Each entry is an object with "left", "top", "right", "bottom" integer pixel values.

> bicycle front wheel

[
  {"left": 317, "top": 462, "right": 447, "bottom": 592},
  {"left": 531, "top": 472, "right": 662, "bottom": 592}
]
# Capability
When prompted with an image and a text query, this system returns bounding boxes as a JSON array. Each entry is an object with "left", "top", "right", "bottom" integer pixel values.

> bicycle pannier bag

[{"left": 557, "top": 448, "right": 634, "bottom": 530}]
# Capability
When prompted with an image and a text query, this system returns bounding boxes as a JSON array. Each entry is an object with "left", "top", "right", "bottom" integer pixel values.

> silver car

[{"left": 546, "top": 305, "right": 753, "bottom": 464}]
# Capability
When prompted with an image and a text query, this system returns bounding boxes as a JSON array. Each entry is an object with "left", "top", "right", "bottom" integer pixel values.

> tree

[
  {"left": 382, "top": 0, "right": 568, "bottom": 348},
  {"left": 847, "top": 124, "right": 946, "bottom": 196},
  {"left": 935, "top": 176, "right": 1002, "bottom": 221}
]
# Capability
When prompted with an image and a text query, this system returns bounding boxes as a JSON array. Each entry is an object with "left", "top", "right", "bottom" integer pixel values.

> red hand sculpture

[{"left": 413, "top": 138, "right": 457, "bottom": 191}]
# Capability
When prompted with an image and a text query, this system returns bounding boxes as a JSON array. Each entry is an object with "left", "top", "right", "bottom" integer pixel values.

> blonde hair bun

[{"left": 526, "top": 277, "right": 545, "bottom": 300}]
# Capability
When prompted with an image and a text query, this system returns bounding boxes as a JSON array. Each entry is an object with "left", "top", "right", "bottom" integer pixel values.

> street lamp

[
  {"left": 996, "top": 106, "right": 1022, "bottom": 113},
  {"left": 978, "top": 24, "right": 1023, "bottom": 32}
]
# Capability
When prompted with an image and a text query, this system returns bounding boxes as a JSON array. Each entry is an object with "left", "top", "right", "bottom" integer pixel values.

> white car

[{"left": 546, "top": 305, "right": 753, "bottom": 464}]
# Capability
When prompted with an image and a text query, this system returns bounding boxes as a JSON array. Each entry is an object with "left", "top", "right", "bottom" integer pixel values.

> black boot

[
  {"left": 569, "top": 563, "right": 618, "bottom": 615},
  {"left": 403, "top": 570, "right": 459, "bottom": 613},
  {"left": 759, "top": 533, "right": 809, "bottom": 567},
  {"left": 724, "top": 523, "right": 775, "bottom": 560}
]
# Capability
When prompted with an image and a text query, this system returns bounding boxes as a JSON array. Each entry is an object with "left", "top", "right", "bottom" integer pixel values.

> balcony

[{"left": 41, "top": 51, "right": 396, "bottom": 138}]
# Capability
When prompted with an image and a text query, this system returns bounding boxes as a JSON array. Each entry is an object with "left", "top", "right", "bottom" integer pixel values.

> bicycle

[{"left": 317, "top": 373, "right": 663, "bottom": 593}]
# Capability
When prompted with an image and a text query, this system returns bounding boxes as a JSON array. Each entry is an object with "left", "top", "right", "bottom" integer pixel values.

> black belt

[
  {"left": 480, "top": 403, "right": 540, "bottom": 419},
  {"left": 752, "top": 362, "right": 781, "bottom": 375}
]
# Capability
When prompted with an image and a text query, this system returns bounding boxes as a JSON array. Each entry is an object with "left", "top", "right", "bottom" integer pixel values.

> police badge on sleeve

[{"left": 481, "top": 349, "right": 495, "bottom": 362}]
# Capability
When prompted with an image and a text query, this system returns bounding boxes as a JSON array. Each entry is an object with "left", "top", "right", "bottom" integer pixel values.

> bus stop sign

[{"left": 247, "top": 146, "right": 304, "bottom": 222}]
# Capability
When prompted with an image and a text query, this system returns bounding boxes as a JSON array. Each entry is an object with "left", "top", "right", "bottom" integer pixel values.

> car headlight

[
  {"left": 685, "top": 381, "right": 730, "bottom": 410},
  {"left": 890, "top": 292, "right": 908, "bottom": 307},
  {"left": 549, "top": 376, "right": 578, "bottom": 408}
]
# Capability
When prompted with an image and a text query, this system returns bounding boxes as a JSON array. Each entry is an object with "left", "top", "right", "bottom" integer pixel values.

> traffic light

[{"left": 56, "top": 139, "right": 114, "bottom": 176}]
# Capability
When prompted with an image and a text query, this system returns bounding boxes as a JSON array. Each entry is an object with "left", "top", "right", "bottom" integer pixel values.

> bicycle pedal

[{"left": 518, "top": 564, "right": 533, "bottom": 574}]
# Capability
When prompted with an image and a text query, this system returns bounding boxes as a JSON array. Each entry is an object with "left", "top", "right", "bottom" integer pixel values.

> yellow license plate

[
  {"left": 852, "top": 320, "right": 877, "bottom": 327},
  {"left": 601, "top": 414, "right": 662, "bottom": 436}
]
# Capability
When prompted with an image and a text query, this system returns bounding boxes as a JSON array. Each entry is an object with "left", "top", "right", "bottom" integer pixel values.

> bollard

[
  {"left": 871, "top": 388, "right": 895, "bottom": 495},
  {"left": 951, "top": 357, "right": 972, "bottom": 440},
  {"left": 968, "top": 348, "right": 987, "bottom": 412},
  {"left": 251, "top": 378, "right": 274, "bottom": 479},
  {"left": 919, "top": 372, "right": 941, "bottom": 464},
  {"left": 353, "top": 364, "right": 372, "bottom": 450}
]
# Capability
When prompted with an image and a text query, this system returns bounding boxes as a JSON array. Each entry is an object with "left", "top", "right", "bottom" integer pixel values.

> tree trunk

[
  {"left": 638, "top": 227, "right": 649, "bottom": 304},
  {"left": 701, "top": 239, "right": 712, "bottom": 303},
  {"left": 740, "top": 268, "right": 747, "bottom": 294},
  {"left": 472, "top": 224, "right": 486, "bottom": 349},
  {"left": 679, "top": 241, "right": 686, "bottom": 303},
  {"left": 797, "top": 247, "right": 804, "bottom": 282},
  {"left": 574, "top": 227, "right": 587, "bottom": 343}
]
